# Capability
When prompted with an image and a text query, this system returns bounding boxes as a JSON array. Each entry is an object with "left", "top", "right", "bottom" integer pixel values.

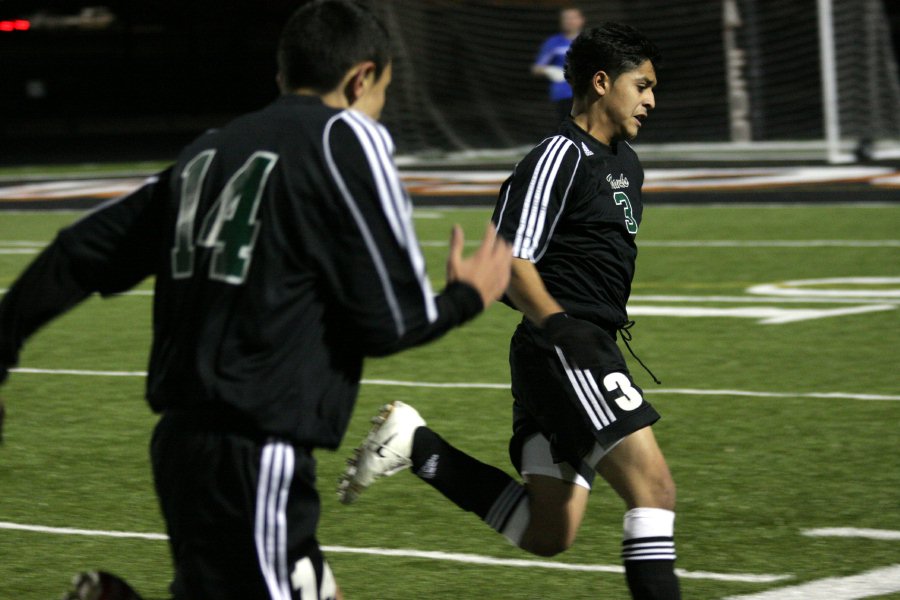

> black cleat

[{"left": 62, "top": 571, "right": 144, "bottom": 600}]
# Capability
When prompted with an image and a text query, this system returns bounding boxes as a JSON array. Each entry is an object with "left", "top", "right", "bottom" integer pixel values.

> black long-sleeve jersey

[
  {"left": 0, "top": 94, "right": 482, "bottom": 448},
  {"left": 493, "top": 119, "right": 645, "bottom": 329}
]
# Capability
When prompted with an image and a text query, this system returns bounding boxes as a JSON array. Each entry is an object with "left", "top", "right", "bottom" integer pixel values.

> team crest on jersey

[{"left": 606, "top": 173, "right": 629, "bottom": 189}]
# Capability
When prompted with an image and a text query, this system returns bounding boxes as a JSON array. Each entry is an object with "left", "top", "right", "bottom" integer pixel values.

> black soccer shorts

[
  {"left": 508, "top": 321, "right": 660, "bottom": 479},
  {"left": 151, "top": 411, "right": 338, "bottom": 600}
]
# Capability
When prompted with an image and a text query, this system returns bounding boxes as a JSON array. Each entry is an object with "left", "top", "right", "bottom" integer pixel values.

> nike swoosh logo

[{"left": 375, "top": 433, "right": 397, "bottom": 458}]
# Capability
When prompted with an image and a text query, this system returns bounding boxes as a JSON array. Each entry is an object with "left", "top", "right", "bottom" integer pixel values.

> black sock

[
  {"left": 622, "top": 508, "right": 681, "bottom": 600},
  {"left": 624, "top": 560, "right": 681, "bottom": 600},
  {"left": 411, "top": 426, "right": 529, "bottom": 539}
]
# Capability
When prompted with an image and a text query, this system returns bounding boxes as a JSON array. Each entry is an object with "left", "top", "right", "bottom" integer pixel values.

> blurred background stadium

[{"left": 1, "top": 0, "right": 899, "bottom": 168}]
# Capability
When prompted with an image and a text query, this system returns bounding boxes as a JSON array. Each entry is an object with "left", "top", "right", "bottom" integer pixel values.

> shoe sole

[{"left": 337, "top": 402, "right": 397, "bottom": 505}]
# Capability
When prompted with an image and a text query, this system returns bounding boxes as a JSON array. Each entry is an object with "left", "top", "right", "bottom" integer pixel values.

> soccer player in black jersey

[
  {"left": 0, "top": 2, "right": 512, "bottom": 599},
  {"left": 342, "top": 23, "right": 680, "bottom": 600}
]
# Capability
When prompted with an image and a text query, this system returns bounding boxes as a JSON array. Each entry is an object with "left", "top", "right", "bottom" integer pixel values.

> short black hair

[
  {"left": 564, "top": 22, "right": 661, "bottom": 97},
  {"left": 277, "top": 0, "right": 391, "bottom": 93}
]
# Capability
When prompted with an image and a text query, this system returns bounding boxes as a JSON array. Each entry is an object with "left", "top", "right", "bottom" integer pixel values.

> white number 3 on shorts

[{"left": 603, "top": 372, "right": 644, "bottom": 411}]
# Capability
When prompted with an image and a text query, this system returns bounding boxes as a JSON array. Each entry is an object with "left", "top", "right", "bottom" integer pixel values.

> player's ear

[
  {"left": 592, "top": 70, "right": 610, "bottom": 97},
  {"left": 344, "top": 61, "right": 377, "bottom": 105}
]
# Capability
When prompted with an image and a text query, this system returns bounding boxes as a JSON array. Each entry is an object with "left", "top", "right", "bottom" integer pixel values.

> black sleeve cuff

[{"left": 441, "top": 281, "right": 484, "bottom": 326}]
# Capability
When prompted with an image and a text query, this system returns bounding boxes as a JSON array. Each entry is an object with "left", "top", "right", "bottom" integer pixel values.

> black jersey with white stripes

[
  {"left": 493, "top": 119, "right": 644, "bottom": 329},
  {"left": 0, "top": 94, "right": 482, "bottom": 447}
]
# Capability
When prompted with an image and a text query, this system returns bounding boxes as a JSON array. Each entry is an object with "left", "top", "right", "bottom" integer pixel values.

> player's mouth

[{"left": 633, "top": 114, "right": 647, "bottom": 127}]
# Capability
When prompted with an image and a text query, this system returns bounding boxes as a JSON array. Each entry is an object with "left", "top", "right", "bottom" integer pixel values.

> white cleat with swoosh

[{"left": 337, "top": 401, "right": 425, "bottom": 505}]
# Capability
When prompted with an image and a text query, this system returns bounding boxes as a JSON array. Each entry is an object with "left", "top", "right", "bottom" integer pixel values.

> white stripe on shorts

[{"left": 554, "top": 347, "right": 617, "bottom": 431}]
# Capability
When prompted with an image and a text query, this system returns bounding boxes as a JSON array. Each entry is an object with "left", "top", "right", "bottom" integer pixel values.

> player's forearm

[
  {"left": 402, "top": 281, "right": 484, "bottom": 347},
  {"left": 0, "top": 240, "right": 93, "bottom": 378},
  {"left": 359, "top": 281, "right": 483, "bottom": 357},
  {"left": 506, "top": 258, "right": 563, "bottom": 327}
]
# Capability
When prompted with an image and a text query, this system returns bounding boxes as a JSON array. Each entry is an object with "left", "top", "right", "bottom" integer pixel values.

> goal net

[{"left": 374, "top": 0, "right": 900, "bottom": 163}]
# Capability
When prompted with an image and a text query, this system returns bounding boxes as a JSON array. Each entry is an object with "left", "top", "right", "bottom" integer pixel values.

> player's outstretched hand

[
  {"left": 446, "top": 223, "right": 512, "bottom": 310},
  {"left": 543, "top": 312, "right": 606, "bottom": 369}
]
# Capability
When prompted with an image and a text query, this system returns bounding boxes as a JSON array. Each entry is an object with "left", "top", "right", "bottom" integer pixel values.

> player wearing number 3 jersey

[
  {"left": 342, "top": 23, "right": 680, "bottom": 599},
  {"left": 0, "top": 2, "right": 513, "bottom": 599}
]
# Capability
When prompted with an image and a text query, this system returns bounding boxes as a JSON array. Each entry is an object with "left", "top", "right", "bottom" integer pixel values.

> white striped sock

[{"left": 622, "top": 507, "right": 677, "bottom": 562}]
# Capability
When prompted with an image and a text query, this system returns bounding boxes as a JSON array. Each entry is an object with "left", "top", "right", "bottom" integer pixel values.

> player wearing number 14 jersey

[
  {"left": 342, "top": 23, "right": 680, "bottom": 599},
  {"left": 0, "top": 2, "right": 513, "bottom": 599}
]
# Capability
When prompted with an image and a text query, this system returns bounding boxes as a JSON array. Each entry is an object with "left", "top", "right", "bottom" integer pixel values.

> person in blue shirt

[{"left": 532, "top": 6, "right": 585, "bottom": 123}]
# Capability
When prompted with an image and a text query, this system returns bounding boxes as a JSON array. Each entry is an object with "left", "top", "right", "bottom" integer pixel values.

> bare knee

[
  {"left": 521, "top": 526, "right": 577, "bottom": 557},
  {"left": 519, "top": 474, "right": 590, "bottom": 557}
]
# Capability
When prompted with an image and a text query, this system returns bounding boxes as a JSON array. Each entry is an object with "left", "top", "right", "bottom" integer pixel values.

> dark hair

[
  {"left": 564, "top": 22, "right": 661, "bottom": 97},
  {"left": 277, "top": 0, "right": 391, "bottom": 93}
]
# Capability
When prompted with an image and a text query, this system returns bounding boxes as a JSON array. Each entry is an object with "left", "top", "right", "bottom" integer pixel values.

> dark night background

[{"left": 1, "top": 0, "right": 899, "bottom": 164}]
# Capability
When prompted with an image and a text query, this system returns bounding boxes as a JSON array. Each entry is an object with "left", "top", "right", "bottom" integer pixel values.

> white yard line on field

[
  {"left": 748, "top": 277, "right": 900, "bottom": 299},
  {"left": 626, "top": 304, "right": 895, "bottom": 324},
  {"left": 654, "top": 388, "right": 900, "bottom": 402},
  {"left": 11, "top": 367, "right": 150, "bottom": 377},
  {"left": 639, "top": 240, "right": 900, "bottom": 248},
  {"left": 8, "top": 368, "right": 900, "bottom": 401},
  {"left": 803, "top": 528, "right": 900, "bottom": 541},
  {"left": 630, "top": 294, "right": 898, "bottom": 305},
  {"left": 0, "top": 520, "right": 789, "bottom": 583},
  {"left": 0, "top": 521, "right": 167, "bottom": 540},
  {"left": 721, "top": 565, "right": 900, "bottom": 599},
  {"left": 363, "top": 377, "right": 509, "bottom": 389},
  {"left": 0, "top": 240, "right": 45, "bottom": 255}
]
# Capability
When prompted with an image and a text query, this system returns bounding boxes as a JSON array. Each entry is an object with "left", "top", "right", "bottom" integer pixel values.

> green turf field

[{"left": 1, "top": 204, "right": 898, "bottom": 599}]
